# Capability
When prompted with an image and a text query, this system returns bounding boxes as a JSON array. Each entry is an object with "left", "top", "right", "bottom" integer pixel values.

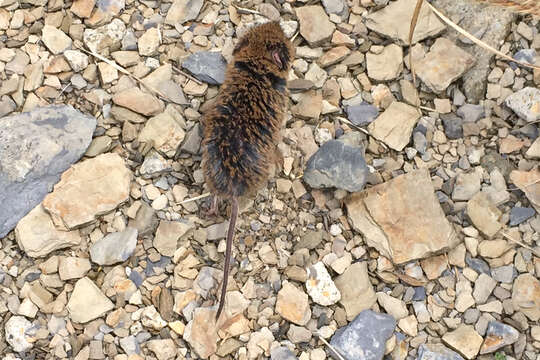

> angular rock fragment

[
  {"left": 417, "top": 344, "right": 464, "bottom": 360},
  {"left": 480, "top": 321, "right": 519, "bottom": 354},
  {"left": 90, "top": 227, "right": 138, "bottom": 265},
  {"left": 368, "top": 101, "right": 421, "bottom": 151},
  {"left": 467, "top": 192, "right": 502, "bottom": 238},
  {"left": 182, "top": 51, "right": 227, "bottom": 85},
  {"left": 346, "top": 169, "right": 458, "bottom": 264},
  {"left": 67, "top": 277, "right": 114, "bottom": 323},
  {"left": 276, "top": 282, "right": 311, "bottom": 326},
  {"left": 303, "top": 140, "right": 369, "bottom": 192},
  {"left": 296, "top": 5, "right": 335, "bottom": 46},
  {"left": 43, "top": 153, "right": 132, "bottom": 229},
  {"left": 329, "top": 310, "right": 395, "bottom": 360},
  {"left": 512, "top": 274, "right": 540, "bottom": 321},
  {"left": 0, "top": 105, "right": 96, "bottom": 237},
  {"left": 510, "top": 168, "right": 540, "bottom": 212},
  {"left": 306, "top": 262, "right": 341, "bottom": 306},
  {"left": 365, "top": 0, "right": 445, "bottom": 45},
  {"left": 416, "top": 38, "right": 475, "bottom": 93}
]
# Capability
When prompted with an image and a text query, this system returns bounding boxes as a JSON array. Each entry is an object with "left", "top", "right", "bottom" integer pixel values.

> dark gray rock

[
  {"left": 179, "top": 123, "right": 202, "bottom": 155},
  {"left": 0, "top": 105, "right": 96, "bottom": 238},
  {"left": 441, "top": 115, "right": 463, "bottom": 139},
  {"left": 346, "top": 103, "right": 379, "bottom": 126},
  {"left": 330, "top": 310, "right": 395, "bottom": 360},
  {"left": 509, "top": 206, "right": 535, "bottom": 226},
  {"left": 457, "top": 104, "right": 485, "bottom": 122},
  {"left": 270, "top": 346, "right": 298, "bottom": 360},
  {"left": 303, "top": 140, "right": 369, "bottom": 192},
  {"left": 417, "top": 344, "right": 464, "bottom": 360},
  {"left": 182, "top": 51, "right": 227, "bottom": 85},
  {"left": 90, "top": 227, "right": 138, "bottom": 265},
  {"left": 480, "top": 321, "right": 519, "bottom": 354},
  {"left": 465, "top": 255, "right": 491, "bottom": 275}
]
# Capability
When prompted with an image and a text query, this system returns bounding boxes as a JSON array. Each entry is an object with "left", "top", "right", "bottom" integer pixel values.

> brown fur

[{"left": 201, "top": 22, "right": 294, "bottom": 319}]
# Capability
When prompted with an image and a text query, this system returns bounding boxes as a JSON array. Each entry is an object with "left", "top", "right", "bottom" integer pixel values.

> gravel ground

[{"left": 0, "top": 0, "right": 539, "bottom": 359}]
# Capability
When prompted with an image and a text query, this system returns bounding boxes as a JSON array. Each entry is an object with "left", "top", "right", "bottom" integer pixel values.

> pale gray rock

[
  {"left": 90, "top": 227, "right": 138, "bottom": 265},
  {"left": 182, "top": 51, "right": 227, "bottom": 85},
  {"left": 5, "top": 316, "right": 34, "bottom": 353},
  {"left": 365, "top": 0, "right": 445, "bottom": 45},
  {"left": 0, "top": 105, "right": 96, "bottom": 238},
  {"left": 303, "top": 140, "right": 369, "bottom": 192},
  {"left": 505, "top": 87, "right": 540, "bottom": 122},
  {"left": 271, "top": 346, "right": 298, "bottom": 360},
  {"left": 346, "top": 103, "right": 379, "bottom": 126},
  {"left": 417, "top": 344, "right": 464, "bottom": 360},
  {"left": 330, "top": 310, "right": 395, "bottom": 360}
]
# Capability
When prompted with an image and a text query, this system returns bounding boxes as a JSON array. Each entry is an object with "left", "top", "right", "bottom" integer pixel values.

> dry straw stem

[
  {"left": 409, "top": 0, "right": 540, "bottom": 86},
  {"left": 501, "top": 231, "right": 540, "bottom": 256},
  {"left": 476, "top": 0, "right": 540, "bottom": 16},
  {"left": 76, "top": 44, "right": 170, "bottom": 101}
]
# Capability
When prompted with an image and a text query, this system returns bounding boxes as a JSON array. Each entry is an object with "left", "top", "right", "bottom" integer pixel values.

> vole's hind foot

[{"left": 203, "top": 195, "right": 220, "bottom": 218}]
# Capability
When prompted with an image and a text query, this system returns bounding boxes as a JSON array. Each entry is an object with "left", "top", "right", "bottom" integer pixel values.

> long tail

[
  {"left": 476, "top": 0, "right": 540, "bottom": 15},
  {"left": 215, "top": 197, "right": 238, "bottom": 320}
]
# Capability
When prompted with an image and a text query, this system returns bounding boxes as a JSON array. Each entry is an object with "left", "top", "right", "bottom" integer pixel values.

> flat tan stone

[
  {"left": 512, "top": 274, "right": 540, "bottom": 321},
  {"left": 138, "top": 112, "right": 186, "bottom": 158},
  {"left": 416, "top": 38, "right": 475, "bottom": 93},
  {"left": 112, "top": 87, "right": 164, "bottom": 116},
  {"left": 510, "top": 168, "right": 540, "bottom": 212},
  {"left": 15, "top": 204, "right": 81, "bottom": 257},
  {"left": 467, "top": 192, "right": 502, "bottom": 238},
  {"left": 67, "top": 277, "right": 114, "bottom": 323},
  {"left": 334, "top": 262, "right": 376, "bottom": 321},
  {"left": 442, "top": 324, "right": 483, "bottom": 359},
  {"left": 296, "top": 5, "right": 335, "bottom": 46},
  {"left": 368, "top": 101, "right": 420, "bottom": 151},
  {"left": 183, "top": 307, "right": 218, "bottom": 358},
  {"left": 43, "top": 153, "right": 131, "bottom": 229},
  {"left": 365, "top": 0, "right": 445, "bottom": 45},
  {"left": 345, "top": 168, "right": 458, "bottom": 264},
  {"left": 276, "top": 282, "right": 311, "bottom": 326}
]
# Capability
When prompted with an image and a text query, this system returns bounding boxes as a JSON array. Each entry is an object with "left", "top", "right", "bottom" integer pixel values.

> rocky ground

[{"left": 0, "top": 0, "right": 540, "bottom": 359}]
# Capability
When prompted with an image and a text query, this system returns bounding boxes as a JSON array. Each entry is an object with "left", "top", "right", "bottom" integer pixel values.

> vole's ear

[{"left": 233, "top": 37, "right": 249, "bottom": 55}]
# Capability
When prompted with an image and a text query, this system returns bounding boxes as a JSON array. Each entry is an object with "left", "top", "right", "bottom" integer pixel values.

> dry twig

[
  {"left": 75, "top": 44, "right": 170, "bottom": 100},
  {"left": 179, "top": 192, "right": 211, "bottom": 204},
  {"left": 501, "top": 232, "right": 540, "bottom": 256},
  {"left": 476, "top": 0, "right": 540, "bottom": 16}
]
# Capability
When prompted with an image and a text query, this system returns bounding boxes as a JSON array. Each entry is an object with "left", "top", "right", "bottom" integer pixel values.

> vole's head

[{"left": 233, "top": 21, "right": 295, "bottom": 76}]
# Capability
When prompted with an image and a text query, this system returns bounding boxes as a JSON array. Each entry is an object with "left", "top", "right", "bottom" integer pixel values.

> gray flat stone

[
  {"left": 330, "top": 309, "right": 395, "bottom": 360},
  {"left": 182, "top": 51, "right": 227, "bottom": 85},
  {"left": 270, "top": 346, "right": 298, "bottom": 360},
  {"left": 417, "top": 344, "right": 464, "bottom": 360},
  {"left": 0, "top": 105, "right": 96, "bottom": 238},
  {"left": 303, "top": 140, "right": 369, "bottom": 192},
  {"left": 90, "top": 227, "right": 138, "bottom": 265},
  {"left": 346, "top": 103, "right": 379, "bottom": 126}
]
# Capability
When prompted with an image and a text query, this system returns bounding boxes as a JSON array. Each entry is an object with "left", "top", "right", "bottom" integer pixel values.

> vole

[{"left": 201, "top": 21, "right": 294, "bottom": 319}]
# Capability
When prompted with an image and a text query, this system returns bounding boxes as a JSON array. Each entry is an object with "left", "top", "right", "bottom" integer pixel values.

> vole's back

[{"left": 202, "top": 22, "right": 293, "bottom": 198}]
